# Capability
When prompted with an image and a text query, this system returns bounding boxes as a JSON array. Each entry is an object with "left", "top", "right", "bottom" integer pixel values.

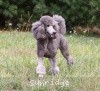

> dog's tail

[{"left": 53, "top": 15, "right": 66, "bottom": 35}]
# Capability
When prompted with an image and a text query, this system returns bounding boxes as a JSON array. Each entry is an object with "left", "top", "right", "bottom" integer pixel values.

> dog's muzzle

[{"left": 46, "top": 26, "right": 57, "bottom": 39}]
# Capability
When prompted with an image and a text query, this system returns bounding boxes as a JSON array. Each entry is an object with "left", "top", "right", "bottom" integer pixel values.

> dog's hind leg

[
  {"left": 36, "top": 57, "right": 46, "bottom": 79},
  {"left": 49, "top": 57, "right": 60, "bottom": 75},
  {"left": 60, "top": 37, "right": 74, "bottom": 66}
]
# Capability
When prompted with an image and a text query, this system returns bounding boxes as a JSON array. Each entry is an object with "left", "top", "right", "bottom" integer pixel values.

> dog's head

[
  {"left": 40, "top": 16, "right": 59, "bottom": 39},
  {"left": 32, "top": 15, "right": 59, "bottom": 40}
]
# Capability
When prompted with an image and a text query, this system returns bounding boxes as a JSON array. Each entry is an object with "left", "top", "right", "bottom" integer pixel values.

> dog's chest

[{"left": 44, "top": 41, "right": 58, "bottom": 58}]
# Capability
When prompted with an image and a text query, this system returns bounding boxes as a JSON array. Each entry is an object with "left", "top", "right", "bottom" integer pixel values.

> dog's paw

[
  {"left": 67, "top": 56, "right": 75, "bottom": 66},
  {"left": 36, "top": 65, "right": 46, "bottom": 79},
  {"left": 36, "top": 65, "right": 46, "bottom": 74},
  {"left": 38, "top": 74, "right": 44, "bottom": 80},
  {"left": 49, "top": 66, "right": 60, "bottom": 75}
]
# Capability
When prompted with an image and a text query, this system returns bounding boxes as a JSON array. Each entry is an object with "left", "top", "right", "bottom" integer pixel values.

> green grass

[{"left": 0, "top": 31, "right": 100, "bottom": 91}]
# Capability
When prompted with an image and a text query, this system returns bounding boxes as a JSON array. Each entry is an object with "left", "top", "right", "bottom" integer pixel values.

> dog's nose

[{"left": 53, "top": 31, "right": 56, "bottom": 34}]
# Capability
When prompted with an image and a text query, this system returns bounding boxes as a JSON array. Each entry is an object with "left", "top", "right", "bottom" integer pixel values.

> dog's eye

[
  {"left": 53, "top": 25, "right": 55, "bottom": 28},
  {"left": 47, "top": 25, "right": 50, "bottom": 27}
]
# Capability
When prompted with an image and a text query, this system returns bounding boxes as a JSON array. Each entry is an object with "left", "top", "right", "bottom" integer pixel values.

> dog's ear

[
  {"left": 53, "top": 15, "right": 66, "bottom": 35},
  {"left": 53, "top": 21, "right": 60, "bottom": 32},
  {"left": 32, "top": 21, "right": 47, "bottom": 40}
]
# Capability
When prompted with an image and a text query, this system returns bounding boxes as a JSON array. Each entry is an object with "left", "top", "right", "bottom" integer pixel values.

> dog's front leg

[
  {"left": 36, "top": 57, "right": 46, "bottom": 79},
  {"left": 36, "top": 41, "right": 46, "bottom": 79},
  {"left": 49, "top": 57, "right": 60, "bottom": 75}
]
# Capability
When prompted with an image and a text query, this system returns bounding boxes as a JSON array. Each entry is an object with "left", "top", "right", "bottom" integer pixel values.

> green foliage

[
  {"left": 33, "top": 2, "right": 48, "bottom": 20},
  {"left": 49, "top": 4, "right": 63, "bottom": 15},
  {"left": 0, "top": 0, "right": 17, "bottom": 18},
  {"left": 3, "top": 5, "right": 17, "bottom": 17},
  {"left": 0, "top": 0, "right": 3, "bottom": 5},
  {"left": 0, "top": 0, "right": 100, "bottom": 29}
]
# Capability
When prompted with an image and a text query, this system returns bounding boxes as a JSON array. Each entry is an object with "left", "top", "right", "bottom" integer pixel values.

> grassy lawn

[{"left": 0, "top": 31, "right": 100, "bottom": 91}]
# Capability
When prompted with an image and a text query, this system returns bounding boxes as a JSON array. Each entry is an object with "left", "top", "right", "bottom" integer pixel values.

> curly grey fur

[
  {"left": 32, "top": 21, "right": 47, "bottom": 40},
  {"left": 53, "top": 15, "right": 66, "bottom": 35},
  {"left": 32, "top": 15, "right": 74, "bottom": 78}
]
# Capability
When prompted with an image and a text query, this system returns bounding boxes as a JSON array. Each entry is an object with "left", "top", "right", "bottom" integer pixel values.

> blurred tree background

[{"left": 0, "top": 0, "right": 100, "bottom": 33}]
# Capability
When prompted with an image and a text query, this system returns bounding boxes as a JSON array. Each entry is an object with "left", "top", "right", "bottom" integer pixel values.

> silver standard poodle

[{"left": 32, "top": 15, "right": 74, "bottom": 79}]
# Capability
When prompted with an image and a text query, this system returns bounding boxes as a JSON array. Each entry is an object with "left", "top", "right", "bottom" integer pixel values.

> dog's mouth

[{"left": 46, "top": 32, "right": 56, "bottom": 39}]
